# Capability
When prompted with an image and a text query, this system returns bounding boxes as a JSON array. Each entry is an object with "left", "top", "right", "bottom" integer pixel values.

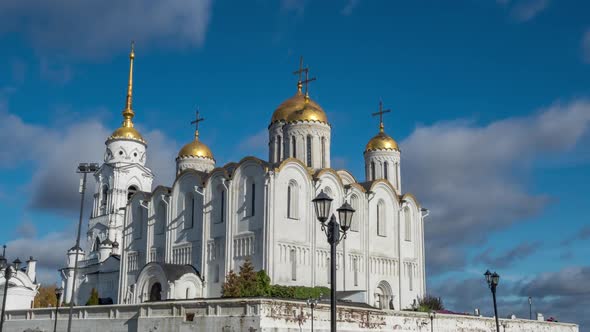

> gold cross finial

[
  {"left": 302, "top": 66, "right": 316, "bottom": 102},
  {"left": 293, "top": 56, "right": 305, "bottom": 94},
  {"left": 371, "top": 99, "right": 391, "bottom": 132},
  {"left": 190, "top": 108, "right": 205, "bottom": 140},
  {"left": 122, "top": 41, "right": 136, "bottom": 128}
]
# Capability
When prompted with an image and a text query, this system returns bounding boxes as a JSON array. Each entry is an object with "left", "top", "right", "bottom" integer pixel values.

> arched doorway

[
  {"left": 149, "top": 282, "right": 162, "bottom": 301},
  {"left": 374, "top": 280, "right": 394, "bottom": 310}
]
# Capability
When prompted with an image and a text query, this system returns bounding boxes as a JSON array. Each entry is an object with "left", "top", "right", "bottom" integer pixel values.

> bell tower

[{"left": 88, "top": 42, "right": 154, "bottom": 262}]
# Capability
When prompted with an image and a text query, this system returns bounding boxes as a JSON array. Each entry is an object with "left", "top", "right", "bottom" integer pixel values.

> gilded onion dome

[
  {"left": 365, "top": 130, "right": 399, "bottom": 152},
  {"left": 177, "top": 136, "right": 214, "bottom": 160},
  {"left": 108, "top": 42, "right": 146, "bottom": 144},
  {"left": 271, "top": 88, "right": 327, "bottom": 124}
]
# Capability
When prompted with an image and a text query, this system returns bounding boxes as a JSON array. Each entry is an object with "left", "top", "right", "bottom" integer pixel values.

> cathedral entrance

[
  {"left": 374, "top": 280, "right": 394, "bottom": 310},
  {"left": 149, "top": 282, "right": 162, "bottom": 301}
]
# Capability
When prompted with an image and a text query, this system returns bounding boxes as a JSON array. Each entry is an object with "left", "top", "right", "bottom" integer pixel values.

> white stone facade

[{"left": 0, "top": 257, "right": 40, "bottom": 310}]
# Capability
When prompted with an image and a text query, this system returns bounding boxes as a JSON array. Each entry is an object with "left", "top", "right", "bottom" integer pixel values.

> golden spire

[
  {"left": 372, "top": 99, "right": 391, "bottom": 133},
  {"left": 122, "top": 41, "right": 135, "bottom": 128},
  {"left": 190, "top": 109, "right": 205, "bottom": 140}
]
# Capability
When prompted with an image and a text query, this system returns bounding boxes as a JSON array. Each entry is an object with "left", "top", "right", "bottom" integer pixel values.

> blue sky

[{"left": 1, "top": 0, "right": 589, "bottom": 329}]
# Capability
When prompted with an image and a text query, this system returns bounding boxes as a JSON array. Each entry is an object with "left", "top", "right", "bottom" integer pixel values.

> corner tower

[
  {"left": 89, "top": 42, "right": 154, "bottom": 262},
  {"left": 364, "top": 100, "right": 401, "bottom": 192},
  {"left": 269, "top": 57, "right": 331, "bottom": 169}
]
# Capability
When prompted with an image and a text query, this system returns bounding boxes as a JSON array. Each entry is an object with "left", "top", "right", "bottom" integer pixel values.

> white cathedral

[{"left": 60, "top": 46, "right": 427, "bottom": 311}]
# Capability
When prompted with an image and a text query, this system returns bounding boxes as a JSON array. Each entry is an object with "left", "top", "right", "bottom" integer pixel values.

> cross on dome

[
  {"left": 190, "top": 109, "right": 205, "bottom": 140},
  {"left": 372, "top": 99, "right": 391, "bottom": 133},
  {"left": 292, "top": 56, "right": 316, "bottom": 99}
]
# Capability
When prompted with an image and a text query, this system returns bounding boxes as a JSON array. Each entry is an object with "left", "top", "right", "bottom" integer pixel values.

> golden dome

[
  {"left": 271, "top": 92, "right": 328, "bottom": 124},
  {"left": 365, "top": 131, "right": 399, "bottom": 152},
  {"left": 178, "top": 135, "right": 214, "bottom": 160},
  {"left": 109, "top": 126, "right": 145, "bottom": 143}
]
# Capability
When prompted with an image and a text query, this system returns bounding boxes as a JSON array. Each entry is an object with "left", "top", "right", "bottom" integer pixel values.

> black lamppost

[
  {"left": 54, "top": 287, "right": 63, "bottom": 332},
  {"left": 528, "top": 296, "right": 532, "bottom": 320},
  {"left": 307, "top": 294, "right": 321, "bottom": 332},
  {"left": 0, "top": 246, "right": 21, "bottom": 332},
  {"left": 484, "top": 270, "right": 501, "bottom": 332},
  {"left": 429, "top": 310, "right": 436, "bottom": 332},
  {"left": 312, "top": 190, "right": 355, "bottom": 332},
  {"left": 67, "top": 162, "right": 99, "bottom": 332}
]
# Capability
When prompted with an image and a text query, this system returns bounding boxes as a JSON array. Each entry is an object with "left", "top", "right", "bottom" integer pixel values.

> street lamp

[
  {"left": 0, "top": 246, "right": 21, "bottom": 332},
  {"left": 429, "top": 310, "right": 436, "bottom": 332},
  {"left": 54, "top": 287, "right": 63, "bottom": 332},
  {"left": 312, "top": 190, "right": 355, "bottom": 332},
  {"left": 484, "top": 270, "right": 501, "bottom": 332},
  {"left": 306, "top": 293, "right": 322, "bottom": 332},
  {"left": 528, "top": 296, "right": 532, "bottom": 320},
  {"left": 67, "top": 162, "right": 99, "bottom": 332}
]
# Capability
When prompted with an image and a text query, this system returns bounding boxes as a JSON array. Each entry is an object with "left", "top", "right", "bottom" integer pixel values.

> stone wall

[{"left": 2, "top": 298, "right": 578, "bottom": 332}]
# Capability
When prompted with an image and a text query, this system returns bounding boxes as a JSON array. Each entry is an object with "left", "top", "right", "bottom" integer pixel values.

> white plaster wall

[{"left": 2, "top": 299, "right": 579, "bottom": 332}]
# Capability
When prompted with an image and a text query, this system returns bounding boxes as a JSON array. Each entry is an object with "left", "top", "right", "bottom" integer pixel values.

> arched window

[
  {"left": 277, "top": 136, "right": 282, "bottom": 161},
  {"left": 184, "top": 192, "right": 194, "bottom": 229},
  {"left": 350, "top": 195, "right": 360, "bottom": 232},
  {"left": 93, "top": 236, "right": 101, "bottom": 252},
  {"left": 321, "top": 137, "right": 326, "bottom": 168},
  {"left": 156, "top": 201, "right": 166, "bottom": 235},
  {"left": 292, "top": 136, "right": 297, "bottom": 158},
  {"left": 249, "top": 179, "right": 256, "bottom": 217},
  {"left": 371, "top": 162, "right": 376, "bottom": 180},
  {"left": 383, "top": 161, "right": 389, "bottom": 180},
  {"left": 404, "top": 207, "right": 412, "bottom": 242},
  {"left": 306, "top": 135, "right": 313, "bottom": 167},
  {"left": 100, "top": 185, "right": 109, "bottom": 212},
  {"left": 134, "top": 206, "right": 143, "bottom": 240},
  {"left": 149, "top": 282, "right": 162, "bottom": 301},
  {"left": 287, "top": 181, "right": 299, "bottom": 219},
  {"left": 217, "top": 186, "right": 226, "bottom": 224},
  {"left": 377, "top": 200, "right": 386, "bottom": 236},
  {"left": 127, "top": 185, "right": 138, "bottom": 202}
]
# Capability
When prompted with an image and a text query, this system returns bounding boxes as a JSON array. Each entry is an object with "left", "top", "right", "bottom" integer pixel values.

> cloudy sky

[{"left": 0, "top": 0, "right": 589, "bottom": 329}]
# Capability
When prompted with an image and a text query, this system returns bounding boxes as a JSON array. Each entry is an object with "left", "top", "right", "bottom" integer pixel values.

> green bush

[{"left": 221, "top": 260, "right": 329, "bottom": 300}]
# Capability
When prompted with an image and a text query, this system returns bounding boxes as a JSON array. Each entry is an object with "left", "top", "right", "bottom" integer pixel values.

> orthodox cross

[
  {"left": 293, "top": 56, "right": 316, "bottom": 97},
  {"left": 191, "top": 109, "right": 205, "bottom": 139},
  {"left": 372, "top": 100, "right": 391, "bottom": 132}
]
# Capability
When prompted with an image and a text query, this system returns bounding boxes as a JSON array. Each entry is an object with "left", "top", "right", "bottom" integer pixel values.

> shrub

[
  {"left": 417, "top": 294, "right": 444, "bottom": 312},
  {"left": 86, "top": 288, "right": 99, "bottom": 306}
]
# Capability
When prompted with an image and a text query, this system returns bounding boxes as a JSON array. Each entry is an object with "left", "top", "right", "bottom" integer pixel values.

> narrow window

[
  {"left": 251, "top": 182, "right": 256, "bottom": 216},
  {"left": 377, "top": 200, "right": 386, "bottom": 236},
  {"left": 290, "top": 249, "right": 297, "bottom": 281},
  {"left": 184, "top": 193, "right": 194, "bottom": 229},
  {"left": 292, "top": 136, "right": 297, "bottom": 158},
  {"left": 327, "top": 257, "right": 331, "bottom": 284},
  {"left": 384, "top": 161, "right": 389, "bottom": 180},
  {"left": 156, "top": 201, "right": 166, "bottom": 235},
  {"left": 350, "top": 195, "right": 359, "bottom": 232},
  {"left": 101, "top": 185, "right": 109, "bottom": 212},
  {"left": 287, "top": 181, "right": 299, "bottom": 219},
  {"left": 371, "top": 162, "right": 376, "bottom": 180},
  {"left": 321, "top": 137, "right": 326, "bottom": 168},
  {"left": 220, "top": 190, "right": 225, "bottom": 223},
  {"left": 134, "top": 206, "right": 143, "bottom": 240},
  {"left": 287, "top": 185, "right": 292, "bottom": 218},
  {"left": 93, "top": 237, "right": 101, "bottom": 252},
  {"left": 306, "top": 135, "right": 312, "bottom": 167},
  {"left": 353, "top": 257, "right": 358, "bottom": 286},
  {"left": 277, "top": 136, "right": 282, "bottom": 161},
  {"left": 409, "top": 265, "right": 414, "bottom": 291},
  {"left": 404, "top": 207, "right": 412, "bottom": 241},
  {"left": 214, "top": 264, "right": 220, "bottom": 283}
]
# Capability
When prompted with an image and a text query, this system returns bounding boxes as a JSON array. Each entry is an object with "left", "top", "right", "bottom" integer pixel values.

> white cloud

[
  {"left": 401, "top": 99, "right": 590, "bottom": 273},
  {"left": 508, "top": 0, "right": 550, "bottom": 22},
  {"left": 237, "top": 129, "right": 268, "bottom": 160},
  {"left": 0, "top": 0, "right": 212, "bottom": 59}
]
